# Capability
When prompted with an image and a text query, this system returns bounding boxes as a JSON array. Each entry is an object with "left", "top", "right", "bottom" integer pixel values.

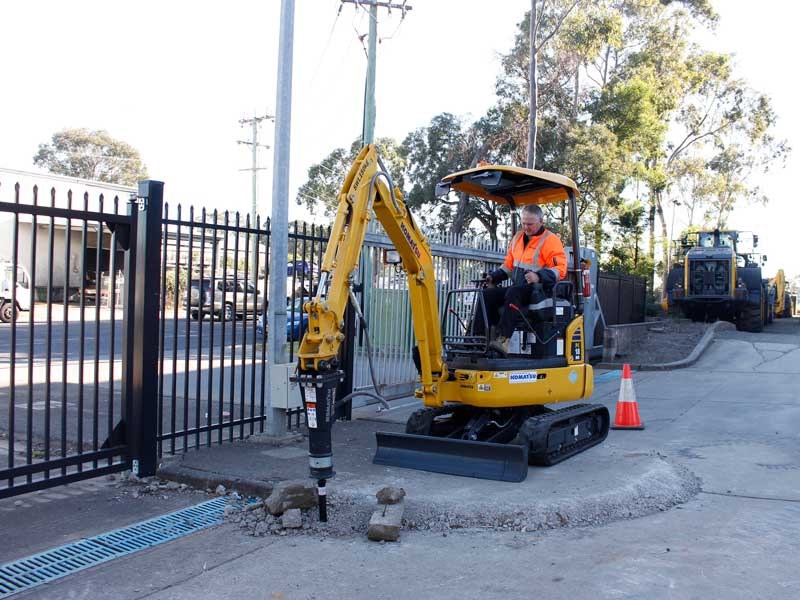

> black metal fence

[
  {"left": 0, "top": 183, "right": 137, "bottom": 498},
  {"left": 155, "top": 207, "right": 329, "bottom": 455},
  {"left": 597, "top": 271, "right": 647, "bottom": 325}
]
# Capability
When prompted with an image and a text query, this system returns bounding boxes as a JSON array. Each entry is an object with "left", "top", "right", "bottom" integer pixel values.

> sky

[{"left": 0, "top": 0, "right": 797, "bottom": 279}]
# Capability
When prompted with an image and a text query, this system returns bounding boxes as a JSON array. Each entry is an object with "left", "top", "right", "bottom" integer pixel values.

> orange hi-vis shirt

[{"left": 499, "top": 228, "right": 567, "bottom": 285}]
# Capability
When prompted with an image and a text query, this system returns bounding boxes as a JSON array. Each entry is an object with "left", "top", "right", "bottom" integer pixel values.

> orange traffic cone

[{"left": 611, "top": 364, "right": 644, "bottom": 430}]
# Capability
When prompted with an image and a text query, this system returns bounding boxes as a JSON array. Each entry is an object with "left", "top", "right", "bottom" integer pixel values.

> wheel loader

[
  {"left": 294, "top": 145, "right": 609, "bottom": 509},
  {"left": 665, "top": 230, "right": 771, "bottom": 332},
  {"left": 770, "top": 269, "right": 793, "bottom": 319}
]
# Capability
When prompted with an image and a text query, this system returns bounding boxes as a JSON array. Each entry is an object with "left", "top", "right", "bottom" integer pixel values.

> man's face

[{"left": 521, "top": 213, "right": 542, "bottom": 236}]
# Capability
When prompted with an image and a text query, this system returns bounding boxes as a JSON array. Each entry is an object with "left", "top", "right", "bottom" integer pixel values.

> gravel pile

[{"left": 606, "top": 316, "right": 708, "bottom": 365}]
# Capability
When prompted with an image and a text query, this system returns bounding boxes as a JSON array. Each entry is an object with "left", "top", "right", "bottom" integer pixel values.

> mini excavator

[{"left": 295, "top": 145, "right": 609, "bottom": 516}]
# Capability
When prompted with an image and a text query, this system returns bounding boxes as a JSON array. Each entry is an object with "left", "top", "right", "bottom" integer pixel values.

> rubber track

[{"left": 520, "top": 403, "right": 610, "bottom": 466}]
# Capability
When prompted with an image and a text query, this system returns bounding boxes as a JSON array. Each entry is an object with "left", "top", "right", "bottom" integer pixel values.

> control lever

[
  {"left": 509, "top": 303, "right": 536, "bottom": 335},
  {"left": 448, "top": 307, "right": 469, "bottom": 333}
]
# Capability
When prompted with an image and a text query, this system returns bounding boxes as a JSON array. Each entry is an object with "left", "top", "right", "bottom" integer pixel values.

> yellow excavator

[{"left": 295, "top": 145, "right": 609, "bottom": 511}]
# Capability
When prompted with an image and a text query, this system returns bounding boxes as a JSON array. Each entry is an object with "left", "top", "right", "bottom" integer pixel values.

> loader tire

[
  {"left": 783, "top": 293, "right": 793, "bottom": 318},
  {"left": 737, "top": 302, "right": 764, "bottom": 333}
]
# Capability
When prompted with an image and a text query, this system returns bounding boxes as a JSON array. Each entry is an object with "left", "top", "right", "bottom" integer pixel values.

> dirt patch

[{"left": 603, "top": 316, "right": 710, "bottom": 366}]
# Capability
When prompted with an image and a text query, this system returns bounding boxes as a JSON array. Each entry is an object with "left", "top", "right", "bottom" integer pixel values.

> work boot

[{"left": 488, "top": 336, "right": 509, "bottom": 356}]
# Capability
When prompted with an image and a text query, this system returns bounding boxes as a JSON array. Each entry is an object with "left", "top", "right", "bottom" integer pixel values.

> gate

[{"left": 0, "top": 179, "right": 143, "bottom": 498}]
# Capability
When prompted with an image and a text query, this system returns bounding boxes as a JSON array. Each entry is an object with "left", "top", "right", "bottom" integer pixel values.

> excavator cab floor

[{"left": 373, "top": 432, "right": 529, "bottom": 482}]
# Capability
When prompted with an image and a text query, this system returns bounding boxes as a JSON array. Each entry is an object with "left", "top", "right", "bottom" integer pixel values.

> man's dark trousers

[{"left": 477, "top": 284, "right": 537, "bottom": 339}]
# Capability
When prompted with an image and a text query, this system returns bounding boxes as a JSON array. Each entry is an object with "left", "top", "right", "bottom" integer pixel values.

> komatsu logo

[
  {"left": 509, "top": 371, "right": 538, "bottom": 384},
  {"left": 400, "top": 222, "right": 422, "bottom": 258}
]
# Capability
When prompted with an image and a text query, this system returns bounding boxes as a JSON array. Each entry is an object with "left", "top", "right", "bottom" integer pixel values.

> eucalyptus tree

[{"left": 33, "top": 128, "right": 147, "bottom": 185}]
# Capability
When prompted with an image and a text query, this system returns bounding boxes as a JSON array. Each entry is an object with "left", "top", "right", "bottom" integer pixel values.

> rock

[
  {"left": 245, "top": 500, "right": 265, "bottom": 512},
  {"left": 215, "top": 484, "right": 227, "bottom": 496},
  {"left": 179, "top": 484, "right": 188, "bottom": 491},
  {"left": 254, "top": 522, "right": 270, "bottom": 536},
  {"left": 14, "top": 500, "right": 23, "bottom": 507},
  {"left": 223, "top": 506, "right": 237, "bottom": 516},
  {"left": 376, "top": 486, "right": 406, "bottom": 505},
  {"left": 265, "top": 480, "right": 317, "bottom": 515},
  {"left": 281, "top": 508, "right": 303, "bottom": 529},
  {"left": 368, "top": 501, "right": 404, "bottom": 542},
  {"left": 165, "top": 481, "right": 180, "bottom": 490}
]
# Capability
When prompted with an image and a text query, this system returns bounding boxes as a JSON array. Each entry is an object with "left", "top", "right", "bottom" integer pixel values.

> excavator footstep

[{"left": 373, "top": 432, "right": 529, "bottom": 482}]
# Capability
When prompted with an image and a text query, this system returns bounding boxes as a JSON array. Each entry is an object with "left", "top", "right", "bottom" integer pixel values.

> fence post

[{"left": 127, "top": 180, "right": 163, "bottom": 476}]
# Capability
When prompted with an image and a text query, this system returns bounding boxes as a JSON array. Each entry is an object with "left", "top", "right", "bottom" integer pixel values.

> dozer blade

[{"left": 373, "top": 431, "right": 529, "bottom": 482}]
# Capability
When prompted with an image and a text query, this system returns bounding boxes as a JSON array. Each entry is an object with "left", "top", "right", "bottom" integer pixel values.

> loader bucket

[{"left": 373, "top": 431, "right": 529, "bottom": 482}]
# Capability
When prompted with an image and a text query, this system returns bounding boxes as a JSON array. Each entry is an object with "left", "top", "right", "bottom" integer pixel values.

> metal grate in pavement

[{"left": 0, "top": 497, "right": 232, "bottom": 598}]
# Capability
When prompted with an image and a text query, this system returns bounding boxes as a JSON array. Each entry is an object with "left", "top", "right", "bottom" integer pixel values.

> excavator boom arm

[{"left": 298, "top": 145, "right": 445, "bottom": 404}]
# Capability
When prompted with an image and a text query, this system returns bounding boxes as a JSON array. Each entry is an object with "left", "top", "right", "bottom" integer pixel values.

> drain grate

[{"left": 0, "top": 497, "right": 233, "bottom": 598}]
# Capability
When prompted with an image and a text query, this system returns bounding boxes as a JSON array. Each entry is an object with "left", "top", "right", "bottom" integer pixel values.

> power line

[{"left": 339, "top": 0, "right": 413, "bottom": 145}]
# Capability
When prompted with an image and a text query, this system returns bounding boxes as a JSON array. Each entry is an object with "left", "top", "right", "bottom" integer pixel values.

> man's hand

[{"left": 524, "top": 270, "right": 540, "bottom": 284}]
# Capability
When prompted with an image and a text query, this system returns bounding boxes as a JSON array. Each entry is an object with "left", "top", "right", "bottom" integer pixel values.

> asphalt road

[
  {"left": 0, "top": 312, "right": 265, "bottom": 365},
  {"left": 0, "top": 311, "right": 411, "bottom": 449},
  {"left": 2, "top": 316, "right": 798, "bottom": 599}
]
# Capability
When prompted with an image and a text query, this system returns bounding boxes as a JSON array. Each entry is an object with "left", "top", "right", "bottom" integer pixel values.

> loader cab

[{"left": 435, "top": 166, "right": 585, "bottom": 364}]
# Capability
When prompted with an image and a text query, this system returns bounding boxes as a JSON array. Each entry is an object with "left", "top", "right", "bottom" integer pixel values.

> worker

[{"left": 481, "top": 203, "right": 567, "bottom": 355}]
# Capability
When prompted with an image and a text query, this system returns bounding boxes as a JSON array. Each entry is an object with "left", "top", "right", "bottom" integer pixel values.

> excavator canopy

[{"left": 437, "top": 165, "right": 579, "bottom": 206}]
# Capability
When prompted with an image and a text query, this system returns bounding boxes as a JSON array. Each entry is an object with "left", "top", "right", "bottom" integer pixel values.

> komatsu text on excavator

[{"left": 295, "top": 145, "right": 609, "bottom": 517}]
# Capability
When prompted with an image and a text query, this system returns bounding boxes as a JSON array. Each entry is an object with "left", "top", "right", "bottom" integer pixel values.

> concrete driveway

[{"left": 3, "top": 317, "right": 799, "bottom": 599}]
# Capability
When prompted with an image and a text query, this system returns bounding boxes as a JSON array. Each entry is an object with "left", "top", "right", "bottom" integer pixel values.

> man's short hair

[{"left": 521, "top": 203, "right": 543, "bottom": 221}]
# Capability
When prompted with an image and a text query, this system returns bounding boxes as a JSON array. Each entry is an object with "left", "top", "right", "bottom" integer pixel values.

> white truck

[{"left": 0, "top": 261, "right": 32, "bottom": 323}]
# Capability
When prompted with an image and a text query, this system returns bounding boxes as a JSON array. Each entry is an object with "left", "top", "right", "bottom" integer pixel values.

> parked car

[
  {"left": 256, "top": 297, "right": 310, "bottom": 340},
  {"left": 0, "top": 261, "right": 32, "bottom": 323},
  {"left": 184, "top": 277, "right": 262, "bottom": 321}
]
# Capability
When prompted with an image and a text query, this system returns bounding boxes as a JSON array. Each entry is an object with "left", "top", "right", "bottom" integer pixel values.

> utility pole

[
  {"left": 238, "top": 113, "right": 274, "bottom": 277},
  {"left": 340, "top": 0, "right": 412, "bottom": 145},
  {"left": 527, "top": 0, "right": 538, "bottom": 169},
  {"left": 266, "top": 0, "right": 295, "bottom": 435}
]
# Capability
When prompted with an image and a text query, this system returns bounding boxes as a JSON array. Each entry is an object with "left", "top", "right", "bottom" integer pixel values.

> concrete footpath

[{"left": 3, "top": 317, "right": 800, "bottom": 599}]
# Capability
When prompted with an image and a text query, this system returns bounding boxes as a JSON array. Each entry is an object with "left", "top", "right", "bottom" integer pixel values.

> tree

[
  {"left": 296, "top": 137, "right": 406, "bottom": 219},
  {"left": 402, "top": 112, "right": 509, "bottom": 239},
  {"left": 33, "top": 128, "right": 147, "bottom": 185}
]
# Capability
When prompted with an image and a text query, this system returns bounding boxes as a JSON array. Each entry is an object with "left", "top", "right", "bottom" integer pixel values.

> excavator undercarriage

[{"left": 374, "top": 403, "right": 609, "bottom": 482}]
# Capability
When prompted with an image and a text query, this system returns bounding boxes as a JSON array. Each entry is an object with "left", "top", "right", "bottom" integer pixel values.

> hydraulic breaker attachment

[
  {"left": 295, "top": 369, "right": 344, "bottom": 521},
  {"left": 373, "top": 432, "right": 529, "bottom": 482}
]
